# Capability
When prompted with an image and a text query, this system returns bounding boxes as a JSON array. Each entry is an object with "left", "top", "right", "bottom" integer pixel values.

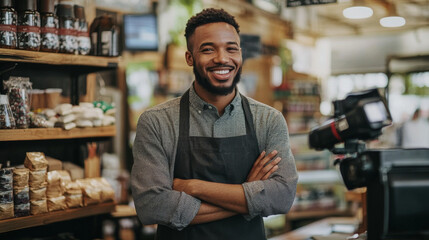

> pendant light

[
  {"left": 379, "top": 3, "right": 405, "bottom": 27},
  {"left": 343, "top": 0, "right": 373, "bottom": 19}
]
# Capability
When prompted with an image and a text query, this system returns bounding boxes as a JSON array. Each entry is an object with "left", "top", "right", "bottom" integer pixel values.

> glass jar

[
  {"left": 57, "top": 3, "right": 76, "bottom": 54},
  {"left": 0, "top": 0, "right": 17, "bottom": 49},
  {"left": 4, "top": 76, "right": 32, "bottom": 129},
  {"left": 39, "top": 0, "right": 58, "bottom": 52},
  {"left": 0, "top": 94, "right": 16, "bottom": 129},
  {"left": 74, "top": 5, "right": 90, "bottom": 55},
  {"left": 16, "top": 0, "right": 40, "bottom": 51}
]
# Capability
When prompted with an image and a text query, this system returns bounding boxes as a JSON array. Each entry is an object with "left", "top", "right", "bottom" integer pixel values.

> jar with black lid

[
  {"left": 57, "top": 2, "right": 76, "bottom": 54},
  {"left": 39, "top": 0, "right": 58, "bottom": 52},
  {"left": 16, "top": 0, "right": 41, "bottom": 51},
  {"left": 0, "top": 0, "right": 17, "bottom": 49},
  {"left": 74, "top": 4, "right": 90, "bottom": 55}
]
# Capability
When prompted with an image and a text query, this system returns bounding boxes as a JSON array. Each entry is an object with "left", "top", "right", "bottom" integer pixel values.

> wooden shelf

[
  {"left": 0, "top": 202, "right": 115, "bottom": 233},
  {"left": 287, "top": 208, "right": 350, "bottom": 221},
  {"left": 0, "top": 48, "right": 120, "bottom": 68},
  {"left": 0, "top": 125, "right": 116, "bottom": 141}
]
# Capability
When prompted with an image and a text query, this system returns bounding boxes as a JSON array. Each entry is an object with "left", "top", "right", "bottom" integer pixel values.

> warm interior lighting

[
  {"left": 343, "top": 6, "right": 374, "bottom": 19},
  {"left": 380, "top": 16, "right": 406, "bottom": 27}
]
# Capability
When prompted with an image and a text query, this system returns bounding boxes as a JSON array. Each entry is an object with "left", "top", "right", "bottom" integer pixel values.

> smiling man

[{"left": 131, "top": 8, "right": 298, "bottom": 240}]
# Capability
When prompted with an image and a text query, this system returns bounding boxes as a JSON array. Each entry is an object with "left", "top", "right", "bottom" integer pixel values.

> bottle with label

[
  {"left": 56, "top": 2, "right": 76, "bottom": 54},
  {"left": 39, "top": 0, "right": 58, "bottom": 52},
  {"left": 0, "top": 0, "right": 17, "bottom": 49},
  {"left": 74, "top": 4, "right": 90, "bottom": 55},
  {"left": 89, "top": 16, "right": 99, "bottom": 55},
  {"left": 97, "top": 15, "right": 118, "bottom": 57},
  {"left": 16, "top": 0, "right": 40, "bottom": 51}
]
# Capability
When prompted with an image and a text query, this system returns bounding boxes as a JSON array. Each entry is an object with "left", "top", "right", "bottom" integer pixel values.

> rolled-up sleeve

[
  {"left": 131, "top": 111, "right": 201, "bottom": 230},
  {"left": 242, "top": 110, "right": 298, "bottom": 219}
]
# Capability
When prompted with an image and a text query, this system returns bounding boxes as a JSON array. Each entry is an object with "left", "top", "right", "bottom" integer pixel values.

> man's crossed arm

[{"left": 173, "top": 150, "right": 281, "bottom": 224}]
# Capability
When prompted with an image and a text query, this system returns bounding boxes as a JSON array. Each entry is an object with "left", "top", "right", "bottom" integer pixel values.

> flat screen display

[{"left": 123, "top": 14, "right": 159, "bottom": 51}]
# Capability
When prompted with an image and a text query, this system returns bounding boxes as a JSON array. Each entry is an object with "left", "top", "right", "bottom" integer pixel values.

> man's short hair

[{"left": 184, "top": 8, "right": 240, "bottom": 49}]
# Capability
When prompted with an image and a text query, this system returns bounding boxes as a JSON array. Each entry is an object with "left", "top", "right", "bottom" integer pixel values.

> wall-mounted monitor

[{"left": 123, "top": 14, "right": 159, "bottom": 51}]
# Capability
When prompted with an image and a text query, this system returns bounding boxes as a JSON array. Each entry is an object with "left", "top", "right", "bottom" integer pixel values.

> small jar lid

[
  {"left": 16, "top": 0, "right": 37, "bottom": 11},
  {"left": 74, "top": 5, "right": 85, "bottom": 20},
  {"left": 39, "top": 0, "right": 55, "bottom": 13},
  {"left": 0, "top": 94, "right": 10, "bottom": 104},
  {"left": 0, "top": 0, "right": 13, "bottom": 8},
  {"left": 56, "top": 3, "right": 74, "bottom": 18}
]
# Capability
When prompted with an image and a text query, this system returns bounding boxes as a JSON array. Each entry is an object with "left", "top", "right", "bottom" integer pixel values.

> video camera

[{"left": 308, "top": 88, "right": 429, "bottom": 240}]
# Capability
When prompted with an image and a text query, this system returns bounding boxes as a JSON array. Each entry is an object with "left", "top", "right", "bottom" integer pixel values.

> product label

[
  {"left": 41, "top": 27, "right": 59, "bottom": 35},
  {"left": 101, "top": 31, "right": 112, "bottom": 55},
  {"left": 58, "top": 28, "right": 77, "bottom": 36},
  {"left": 17, "top": 26, "right": 40, "bottom": 33},
  {"left": 0, "top": 24, "right": 16, "bottom": 32},
  {"left": 77, "top": 31, "right": 90, "bottom": 38}
]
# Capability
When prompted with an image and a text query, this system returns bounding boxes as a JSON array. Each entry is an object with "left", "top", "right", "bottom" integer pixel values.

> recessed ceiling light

[
  {"left": 343, "top": 6, "right": 374, "bottom": 19},
  {"left": 380, "top": 16, "right": 406, "bottom": 27}
]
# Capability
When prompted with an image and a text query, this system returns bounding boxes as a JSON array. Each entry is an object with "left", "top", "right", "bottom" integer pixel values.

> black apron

[{"left": 156, "top": 90, "right": 266, "bottom": 240}]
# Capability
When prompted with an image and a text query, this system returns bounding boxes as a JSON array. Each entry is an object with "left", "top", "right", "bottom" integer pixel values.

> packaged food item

[
  {"left": 30, "top": 186, "right": 46, "bottom": 200},
  {"left": 65, "top": 193, "right": 82, "bottom": 208},
  {"left": 47, "top": 195, "right": 66, "bottom": 211},
  {"left": 46, "top": 156, "right": 63, "bottom": 171},
  {"left": 24, "top": 152, "right": 48, "bottom": 170},
  {"left": 14, "top": 202, "right": 30, "bottom": 217},
  {"left": 76, "top": 178, "right": 100, "bottom": 206},
  {"left": 0, "top": 190, "right": 13, "bottom": 203},
  {"left": 39, "top": 0, "right": 58, "bottom": 52},
  {"left": 30, "top": 199, "right": 48, "bottom": 215},
  {"left": 74, "top": 4, "right": 89, "bottom": 55},
  {"left": 28, "top": 111, "right": 51, "bottom": 128},
  {"left": 3, "top": 77, "right": 32, "bottom": 129},
  {"left": 0, "top": 94, "right": 16, "bottom": 129},
  {"left": 56, "top": 2, "right": 76, "bottom": 54},
  {"left": 16, "top": 0, "right": 40, "bottom": 51},
  {"left": 44, "top": 88, "right": 62, "bottom": 109},
  {"left": 46, "top": 170, "right": 62, "bottom": 198},
  {"left": 13, "top": 167, "right": 29, "bottom": 188},
  {"left": 13, "top": 186, "right": 29, "bottom": 204},
  {"left": 29, "top": 169, "right": 47, "bottom": 188},
  {"left": 0, "top": 0, "right": 17, "bottom": 49},
  {"left": 0, "top": 202, "right": 13, "bottom": 219},
  {"left": 0, "top": 167, "right": 13, "bottom": 191}
]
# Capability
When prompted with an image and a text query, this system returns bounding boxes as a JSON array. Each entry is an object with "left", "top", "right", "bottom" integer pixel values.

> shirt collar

[{"left": 188, "top": 82, "right": 242, "bottom": 115}]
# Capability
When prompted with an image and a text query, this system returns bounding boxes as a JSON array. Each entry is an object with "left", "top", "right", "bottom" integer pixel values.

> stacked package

[
  {"left": 24, "top": 152, "right": 48, "bottom": 215},
  {"left": 13, "top": 168, "right": 30, "bottom": 217},
  {"left": 46, "top": 171, "right": 67, "bottom": 212},
  {"left": 0, "top": 167, "right": 14, "bottom": 220},
  {"left": 76, "top": 178, "right": 115, "bottom": 206},
  {"left": 61, "top": 171, "right": 83, "bottom": 208},
  {"left": 51, "top": 102, "right": 115, "bottom": 130}
]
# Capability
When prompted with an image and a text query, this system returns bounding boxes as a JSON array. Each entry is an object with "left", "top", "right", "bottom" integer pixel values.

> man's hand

[{"left": 246, "top": 150, "right": 281, "bottom": 182}]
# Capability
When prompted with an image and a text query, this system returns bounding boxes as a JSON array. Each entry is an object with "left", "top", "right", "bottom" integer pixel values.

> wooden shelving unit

[
  {"left": 0, "top": 126, "right": 116, "bottom": 141},
  {"left": 0, "top": 202, "right": 115, "bottom": 233},
  {"left": 0, "top": 48, "right": 120, "bottom": 68}
]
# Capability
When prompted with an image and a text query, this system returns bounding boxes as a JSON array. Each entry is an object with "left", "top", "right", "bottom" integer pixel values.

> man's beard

[{"left": 194, "top": 66, "right": 242, "bottom": 96}]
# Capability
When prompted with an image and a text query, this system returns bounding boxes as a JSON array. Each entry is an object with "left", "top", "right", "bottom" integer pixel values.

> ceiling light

[
  {"left": 380, "top": 16, "right": 406, "bottom": 27},
  {"left": 343, "top": 6, "right": 374, "bottom": 19}
]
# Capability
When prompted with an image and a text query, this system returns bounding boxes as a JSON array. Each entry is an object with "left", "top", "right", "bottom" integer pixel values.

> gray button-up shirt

[{"left": 131, "top": 85, "right": 298, "bottom": 230}]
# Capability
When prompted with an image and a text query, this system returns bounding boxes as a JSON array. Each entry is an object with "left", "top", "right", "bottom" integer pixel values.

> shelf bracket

[{"left": 0, "top": 63, "right": 17, "bottom": 75}]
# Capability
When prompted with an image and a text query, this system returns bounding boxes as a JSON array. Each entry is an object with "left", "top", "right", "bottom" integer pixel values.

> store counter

[{"left": 269, "top": 217, "right": 360, "bottom": 240}]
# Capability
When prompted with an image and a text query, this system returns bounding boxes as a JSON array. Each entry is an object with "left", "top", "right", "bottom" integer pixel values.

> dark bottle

[
  {"left": 39, "top": 0, "right": 58, "bottom": 52},
  {"left": 0, "top": 0, "right": 17, "bottom": 49},
  {"left": 56, "top": 2, "right": 76, "bottom": 54},
  {"left": 95, "top": 15, "right": 118, "bottom": 57},
  {"left": 89, "top": 15, "right": 99, "bottom": 55},
  {"left": 74, "top": 4, "right": 90, "bottom": 55},
  {"left": 16, "top": 0, "right": 40, "bottom": 51}
]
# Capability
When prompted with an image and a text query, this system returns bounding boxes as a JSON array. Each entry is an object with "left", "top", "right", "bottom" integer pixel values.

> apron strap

[{"left": 240, "top": 94, "right": 258, "bottom": 144}]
